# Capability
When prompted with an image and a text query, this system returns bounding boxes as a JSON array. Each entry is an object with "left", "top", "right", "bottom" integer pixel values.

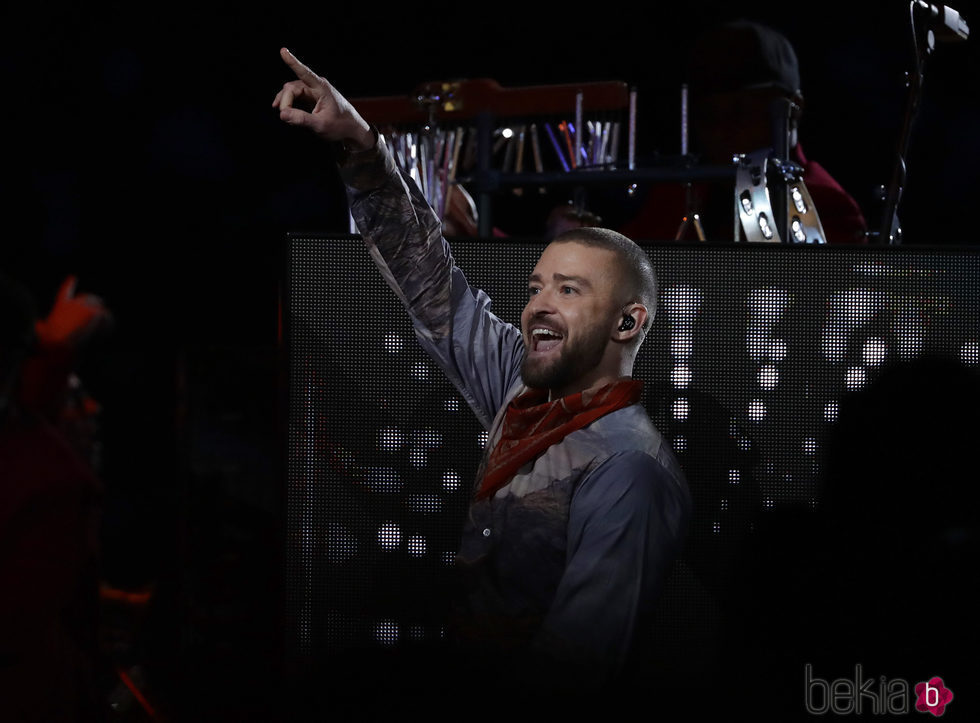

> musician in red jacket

[{"left": 621, "top": 20, "right": 868, "bottom": 244}]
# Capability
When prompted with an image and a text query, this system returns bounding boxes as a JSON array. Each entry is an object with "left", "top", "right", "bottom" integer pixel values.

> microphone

[{"left": 914, "top": 2, "right": 970, "bottom": 42}]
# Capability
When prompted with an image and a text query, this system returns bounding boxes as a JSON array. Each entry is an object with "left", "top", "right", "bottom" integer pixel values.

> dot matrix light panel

[{"left": 284, "top": 236, "right": 979, "bottom": 670}]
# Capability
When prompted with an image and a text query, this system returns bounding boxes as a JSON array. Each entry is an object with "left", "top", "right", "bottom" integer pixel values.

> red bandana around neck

[{"left": 475, "top": 378, "right": 644, "bottom": 500}]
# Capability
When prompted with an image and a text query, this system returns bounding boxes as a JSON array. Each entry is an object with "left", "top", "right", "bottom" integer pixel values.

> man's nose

[{"left": 524, "top": 290, "right": 556, "bottom": 317}]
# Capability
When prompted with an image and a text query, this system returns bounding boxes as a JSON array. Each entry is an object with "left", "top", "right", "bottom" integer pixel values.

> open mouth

[{"left": 530, "top": 327, "right": 564, "bottom": 354}]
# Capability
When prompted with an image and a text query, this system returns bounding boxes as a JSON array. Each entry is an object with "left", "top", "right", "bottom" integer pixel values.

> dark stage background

[{"left": 2, "top": 1, "right": 979, "bottom": 720}]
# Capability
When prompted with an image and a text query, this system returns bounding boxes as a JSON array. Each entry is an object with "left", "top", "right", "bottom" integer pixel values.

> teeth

[{"left": 532, "top": 328, "right": 562, "bottom": 338}]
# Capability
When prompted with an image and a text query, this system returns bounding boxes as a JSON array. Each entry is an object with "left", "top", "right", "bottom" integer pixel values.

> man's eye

[
  {"left": 560, "top": 286, "right": 577, "bottom": 294},
  {"left": 528, "top": 287, "right": 540, "bottom": 296}
]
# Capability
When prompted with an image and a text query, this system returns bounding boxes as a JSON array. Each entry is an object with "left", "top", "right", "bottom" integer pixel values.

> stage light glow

[
  {"left": 662, "top": 285, "right": 702, "bottom": 314},
  {"left": 863, "top": 337, "right": 888, "bottom": 366},
  {"left": 672, "top": 398, "right": 690, "bottom": 420},
  {"left": 670, "top": 334, "right": 694, "bottom": 358},
  {"left": 378, "top": 522, "right": 401, "bottom": 550},
  {"left": 442, "top": 471, "right": 461, "bottom": 491},
  {"left": 747, "top": 288, "right": 790, "bottom": 361},
  {"left": 769, "top": 339, "right": 788, "bottom": 361},
  {"left": 374, "top": 620, "right": 399, "bottom": 645},
  {"left": 410, "top": 429, "right": 443, "bottom": 466},
  {"left": 671, "top": 364, "right": 692, "bottom": 388},
  {"left": 382, "top": 332, "right": 404, "bottom": 353},
  {"left": 407, "top": 536, "right": 427, "bottom": 557},
  {"left": 845, "top": 366, "right": 867, "bottom": 390},
  {"left": 411, "top": 361, "right": 431, "bottom": 380},
  {"left": 759, "top": 365, "right": 779, "bottom": 389},
  {"left": 378, "top": 428, "right": 405, "bottom": 451}
]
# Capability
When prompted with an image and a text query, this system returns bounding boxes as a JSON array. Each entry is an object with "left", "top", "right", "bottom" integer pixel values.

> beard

[{"left": 520, "top": 322, "right": 609, "bottom": 394}]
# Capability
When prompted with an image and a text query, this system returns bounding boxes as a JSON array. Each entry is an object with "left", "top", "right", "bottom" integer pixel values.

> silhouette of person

[{"left": 1, "top": 272, "right": 112, "bottom": 722}]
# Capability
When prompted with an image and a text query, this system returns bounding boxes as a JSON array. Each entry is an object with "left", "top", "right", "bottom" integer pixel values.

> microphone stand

[
  {"left": 877, "top": 2, "right": 970, "bottom": 244},
  {"left": 769, "top": 96, "right": 792, "bottom": 244}
]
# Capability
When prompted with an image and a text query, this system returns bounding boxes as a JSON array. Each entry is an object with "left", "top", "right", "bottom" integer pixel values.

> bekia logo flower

[
  {"left": 805, "top": 665, "right": 955, "bottom": 716},
  {"left": 915, "top": 676, "right": 953, "bottom": 717}
]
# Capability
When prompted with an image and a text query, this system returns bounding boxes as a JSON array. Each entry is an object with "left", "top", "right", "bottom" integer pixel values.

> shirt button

[{"left": 482, "top": 528, "right": 491, "bottom": 537}]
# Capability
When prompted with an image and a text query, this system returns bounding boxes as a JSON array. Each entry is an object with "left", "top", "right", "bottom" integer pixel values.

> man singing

[{"left": 273, "top": 48, "right": 690, "bottom": 702}]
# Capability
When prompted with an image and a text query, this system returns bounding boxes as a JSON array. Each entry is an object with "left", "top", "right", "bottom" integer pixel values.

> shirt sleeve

[
  {"left": 533, "top": 449, "right": 690, "bottom": 677},
  {"left": 337, "top": 135, "right": 525, "bottom": 429}
]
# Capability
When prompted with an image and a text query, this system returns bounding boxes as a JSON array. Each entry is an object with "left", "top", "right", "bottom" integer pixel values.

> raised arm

[
  {"left": 272, "top": 48, "right": 375, "bottom": 151},
  {"left": 273, "top": 51, "right": 525, "bottom": 428}
]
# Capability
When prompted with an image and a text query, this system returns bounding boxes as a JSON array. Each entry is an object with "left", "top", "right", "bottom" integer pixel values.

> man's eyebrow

[
  {"left": 554, "top": 273, "right": 592, "bottom": 287},
  {"left": 527, "top": 272, "right": 593, "bottom": 288}
]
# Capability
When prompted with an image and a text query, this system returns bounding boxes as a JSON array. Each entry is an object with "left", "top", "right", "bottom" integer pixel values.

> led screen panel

[{"left": 283, "top": 237, "right": 979, "bottom": 711}]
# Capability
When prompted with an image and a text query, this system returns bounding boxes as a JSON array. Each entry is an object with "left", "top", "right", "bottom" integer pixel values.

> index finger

[
  {"left": 280, "top": 47, "right": 320, "bottom": 86},
  {"left": 57, "top": 275, "right": 78, "bottom": 301}
]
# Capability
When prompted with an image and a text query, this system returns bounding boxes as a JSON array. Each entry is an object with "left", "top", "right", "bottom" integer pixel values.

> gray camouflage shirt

[{"left": 339, "top": 133, "right": 690, "bottom": 680}]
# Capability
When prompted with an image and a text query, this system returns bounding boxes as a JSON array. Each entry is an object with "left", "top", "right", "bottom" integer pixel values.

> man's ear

[{"left": 613, "top": 303, "right": 648, "bottom": 342}]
